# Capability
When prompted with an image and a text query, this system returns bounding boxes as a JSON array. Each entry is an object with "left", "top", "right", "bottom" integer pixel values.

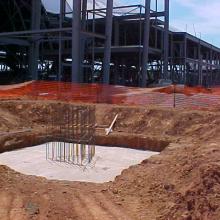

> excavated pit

[
  {"left": 1, "top": 100, "right": 220, "bottom": 219},
  {"left": 0, "top": 142, "right": 159, "bottom": 183},
  {"left": 0, "top": 101, "right": 170, "bottom": 183}
]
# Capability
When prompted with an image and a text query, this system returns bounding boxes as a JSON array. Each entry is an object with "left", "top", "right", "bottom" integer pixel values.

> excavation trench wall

[
  {"left": 95, "top": 133, "right": 169, "bottom": 152},
  {"left": 0, "top": 101, "right": 172, "bottom": 153},
  {"left": 0, "top": 130, "right": 169, "bottom": 154},
  {"left": 2, "top": 99, "right": 219, "bottom": 154}
]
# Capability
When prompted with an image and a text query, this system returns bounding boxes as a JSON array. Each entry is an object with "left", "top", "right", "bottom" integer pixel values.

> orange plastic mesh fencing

[
  {"left": 0, "top": 81, "right": 220, "bottom": 110},
  {"left": 155, "top": 85, "right": 220, "bottom": 96}
]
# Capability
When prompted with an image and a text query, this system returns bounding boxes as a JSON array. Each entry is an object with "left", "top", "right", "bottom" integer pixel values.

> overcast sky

[{"left": 42, "top": 0, "right": 220, "bottom": 47}]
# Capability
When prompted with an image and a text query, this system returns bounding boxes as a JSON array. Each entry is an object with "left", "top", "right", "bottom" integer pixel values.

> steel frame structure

[
  {"left": 171, "top": 33, "right": 220, "bottom": 86},
  {"left": 0, "top": 0, "right": 220, "bottom": 87}
]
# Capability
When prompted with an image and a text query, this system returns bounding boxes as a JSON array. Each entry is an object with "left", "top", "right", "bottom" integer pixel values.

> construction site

[{"left": 0, "top": 0, "right": 220, "bottom": 220}]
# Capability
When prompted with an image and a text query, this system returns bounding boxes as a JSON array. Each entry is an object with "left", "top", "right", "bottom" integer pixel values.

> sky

[
  {"left": 42, "top": 0, "right": 220, "bottom": 47},
  {"left": 123, "top": 0, "right": 220, "bottom": 47},
  {"left": 170, "top": 0, "right": 220, "bottom": 47}
]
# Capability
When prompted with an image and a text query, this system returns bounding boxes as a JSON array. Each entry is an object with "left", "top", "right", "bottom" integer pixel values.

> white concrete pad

[{"left": 0, "top": 144, "right": 158, "bottom": 183}]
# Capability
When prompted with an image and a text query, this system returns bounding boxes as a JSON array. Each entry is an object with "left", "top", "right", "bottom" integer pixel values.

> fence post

[{"left": 173, "top": 83, "right": 176, "bottom": 108}]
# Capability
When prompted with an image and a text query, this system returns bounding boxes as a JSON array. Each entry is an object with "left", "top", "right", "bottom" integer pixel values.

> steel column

[
  {"left": 198, "top": 41, "right": 202, "bottom": 85},
  {"left": 58, "top": 0, "right": 65, "bottom": 81},
  {"left": 184, "top": 37, "right": 187, "bottom": 84},
  {"left": 72, "top": 0, "right": 81, "bottom": 83},
  {"left": 164, "top": 0, "right": 169, "bottom": 79},
  {"left": 114, "top": 21, "right": 119, "bottom": 46},
  {"left": 80, "top": 0, "right": 87, "bottom": 82},
  {"left": 210, "top": 46, "right": 213, "bottom": 86},
  {"left": 29, "top": 0, "right": 41, "bottom": 80},
  {"left": 140, "top": 0, "right": 151, "bottom": 87},
  {"left": 103, "top": 0, "right": 113, "bottom": 84}
]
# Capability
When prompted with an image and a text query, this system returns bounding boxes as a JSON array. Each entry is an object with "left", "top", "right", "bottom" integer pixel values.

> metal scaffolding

[{"left": 0, "top": 0, "right": 220, "bottom": 87}]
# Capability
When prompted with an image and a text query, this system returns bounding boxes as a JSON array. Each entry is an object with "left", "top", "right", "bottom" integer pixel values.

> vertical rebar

[{"left": 45, "top": 104, "right": 96, "bottom": 165}]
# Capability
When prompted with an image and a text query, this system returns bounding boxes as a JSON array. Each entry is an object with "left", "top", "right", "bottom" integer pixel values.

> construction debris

[{"left": 105, "top": 114, "right": 118, "bottom": 135}]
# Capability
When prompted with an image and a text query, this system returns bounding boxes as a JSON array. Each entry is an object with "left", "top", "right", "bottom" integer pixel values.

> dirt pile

[{"left": 109, "top": 142, "right": 220, "bottom": 220}]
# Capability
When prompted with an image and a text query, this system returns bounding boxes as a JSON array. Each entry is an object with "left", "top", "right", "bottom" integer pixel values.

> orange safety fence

[
  {"left": 0, "top": 81, "right": 220, "bottom": 111},
  {"left": 155, "top": 85, "right": 220, "bottom": 96}
]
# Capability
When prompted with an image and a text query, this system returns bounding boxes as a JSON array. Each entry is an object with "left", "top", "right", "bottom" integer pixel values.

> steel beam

[
  {"left": 0, "top": 37, "right": 30, "bottom": 46},
  {"left": 103, "top": 0, "right": 113, "bottom": 84},
  {"left": 0, "top": 28, "right": 106, "bottom": 40},
  {"left": 42, "top": 45, "right": 162, "bottom": 56},
  {"left": 140, "top": 0, "right": 151, "bottom": 87}
]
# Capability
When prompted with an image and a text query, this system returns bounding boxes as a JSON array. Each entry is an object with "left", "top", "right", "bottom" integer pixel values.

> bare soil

[{"left": 0, "top": 100, "right": 220, "bottom": 220}]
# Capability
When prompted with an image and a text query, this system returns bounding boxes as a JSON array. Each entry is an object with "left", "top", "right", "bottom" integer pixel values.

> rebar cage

[{"left": 45, "top": 103, "right": 96, "bottom": 165}]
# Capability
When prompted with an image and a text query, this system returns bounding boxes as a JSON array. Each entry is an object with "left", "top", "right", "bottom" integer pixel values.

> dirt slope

[{"left": 0, "top": 100, "right": 220, "bottom": 220}]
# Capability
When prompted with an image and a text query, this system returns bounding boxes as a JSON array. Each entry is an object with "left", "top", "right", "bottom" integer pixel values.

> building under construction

[{"left": 0, "top": 0, "right": 220, "bottom": 87}]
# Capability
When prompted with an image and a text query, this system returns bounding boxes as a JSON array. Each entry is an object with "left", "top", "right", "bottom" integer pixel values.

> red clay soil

[{"left": 0, "top": 99, "right": 220, "bottom": 220}]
